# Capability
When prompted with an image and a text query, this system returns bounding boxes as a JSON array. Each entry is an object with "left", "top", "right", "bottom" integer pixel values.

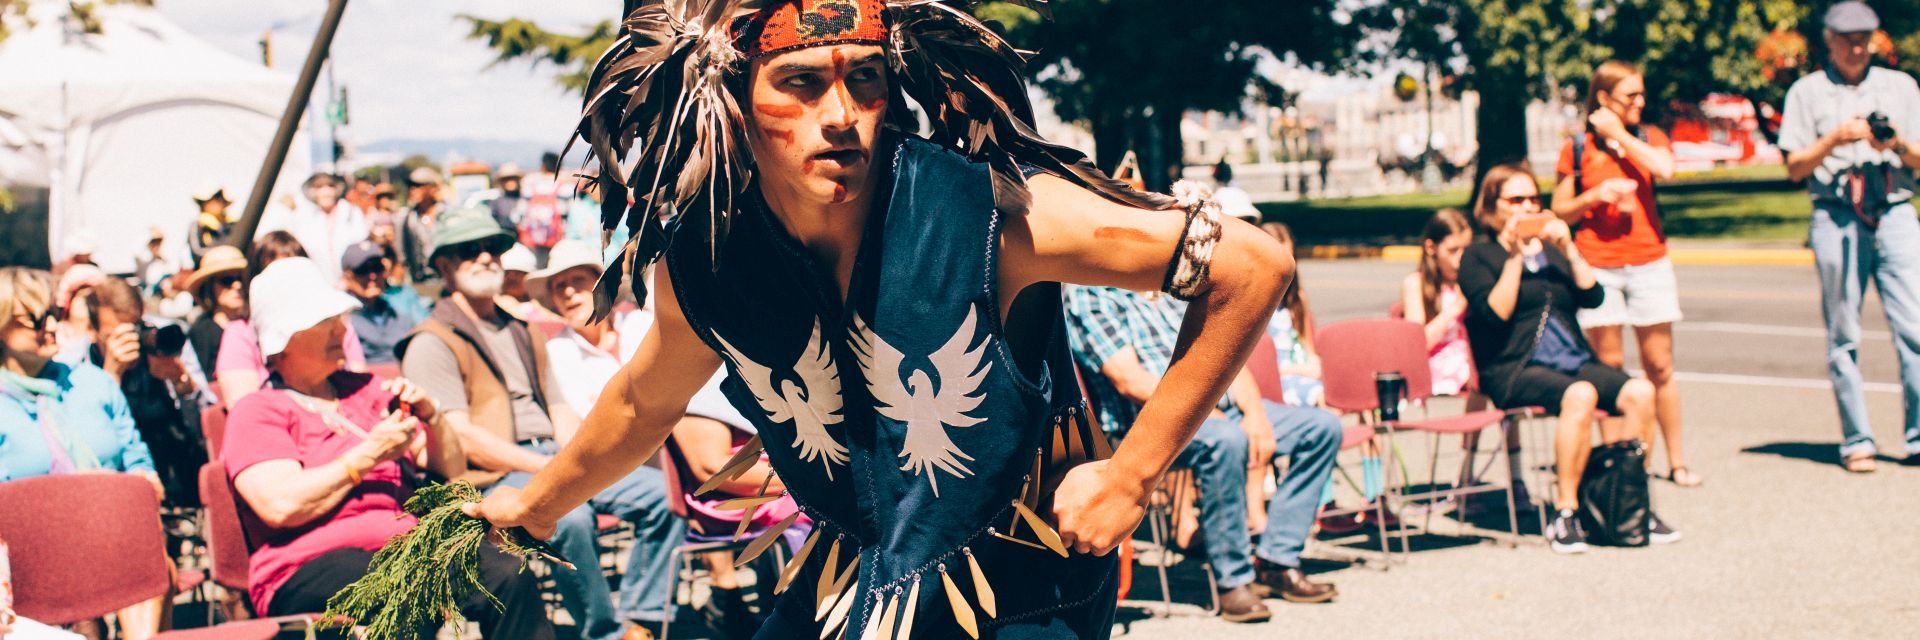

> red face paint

[
  {"left": 755, "top": 104, "right": 803, "bottom": 118},
  {"left": 761, "top": 127, "right": 796, "bottom": 145},
  {"left": 831, "top": 183, "right": 848, "bottom": 203},
  {"left": 802, "top": 159, "right": 819, "bottom": 173}
]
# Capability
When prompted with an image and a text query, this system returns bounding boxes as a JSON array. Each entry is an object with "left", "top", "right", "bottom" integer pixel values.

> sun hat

[
  {"left": 191, "top": 184, "right": 229, "bottom": 204},
  {"left": 428, "top": 205, "right": 516, "bottom": 262},
  {"left": 496, "top": 163, "right": 525, "bottom": 180},
  {"left": 408, "top": 167, "right": 445, "bottom": 187},
  {"left": 183, "top": 246, "right": 248, "bottom": 293},
  {"left": 248, "top": 257, "right": 360, "bottom": 357},
  {"left": 527, "top": 240, "right": 603, "bottom": 302},
  {"left": 500, "top": 243, "right": 537, "bottom": 274},
  {"left": 55, "top": 264, "right": 107, "bottom": 311}
]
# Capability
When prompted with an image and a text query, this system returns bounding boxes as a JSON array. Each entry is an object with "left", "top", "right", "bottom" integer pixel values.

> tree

[
  {"left": 986, "top": 0, "right": 1360, "bottom": 190},
  {"left": 1358, "top": 0, "right": 1835, "bottom": 202},
  {"left": 458, "top": 15, "right": 617, "bottom": 93},
  {"left": 0, "top": 0, "right": 155, "bottom": 43}
]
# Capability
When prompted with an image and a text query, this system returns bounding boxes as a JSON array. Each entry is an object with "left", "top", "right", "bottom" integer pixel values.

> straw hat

[{"left": 183, "top": 246, "right": 248, "bottom": 293}]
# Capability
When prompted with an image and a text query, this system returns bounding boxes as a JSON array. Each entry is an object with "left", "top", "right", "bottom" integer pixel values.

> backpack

[{"left": 518, "top": 174, "right": 566, "bottom": 249}]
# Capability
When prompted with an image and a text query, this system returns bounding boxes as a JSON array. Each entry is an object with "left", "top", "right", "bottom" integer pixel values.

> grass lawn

[{"left": 1261, "top": 175, "right": 1813, "bottom": 245}]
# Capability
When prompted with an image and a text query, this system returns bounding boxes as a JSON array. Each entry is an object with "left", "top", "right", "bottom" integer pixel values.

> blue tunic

[{"left": 667, "top": 134, "right": 1116, "bottom": 638}]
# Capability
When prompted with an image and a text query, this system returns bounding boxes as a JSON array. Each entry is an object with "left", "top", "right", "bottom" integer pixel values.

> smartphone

[{"left": 1513, "top": 215, "right": 1549, "bottom": 239}]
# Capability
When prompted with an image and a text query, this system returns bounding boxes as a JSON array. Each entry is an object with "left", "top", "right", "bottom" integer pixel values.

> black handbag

[{"left": 1578, "top": 440, "right": 1650, "bottom": 547}]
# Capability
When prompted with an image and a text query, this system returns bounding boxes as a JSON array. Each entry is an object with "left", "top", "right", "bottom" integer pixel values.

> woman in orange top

[{"left": 1550, "top": 61, "right": 1698, "bottom": 487}]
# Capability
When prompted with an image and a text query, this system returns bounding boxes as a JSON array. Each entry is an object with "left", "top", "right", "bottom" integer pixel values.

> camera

[
  {"left": 1867, "top": 112, "right": 1897, "bottom": 144},
  {"left": 138, "top": 322, "right": 186, "bottom": 358}
]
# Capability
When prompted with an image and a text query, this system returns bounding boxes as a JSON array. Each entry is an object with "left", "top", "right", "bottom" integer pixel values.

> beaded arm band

[{"left": 1161, "top": 180, "right": 1225, "bottom": 301}]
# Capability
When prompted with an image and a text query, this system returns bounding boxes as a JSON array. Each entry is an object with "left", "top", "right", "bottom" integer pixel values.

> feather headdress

[{"left": 572, "top": 0, "right": 1174, "bottom": 315}]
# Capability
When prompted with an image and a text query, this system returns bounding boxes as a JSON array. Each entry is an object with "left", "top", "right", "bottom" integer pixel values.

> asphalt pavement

[{"left": 1112, "top": 259, "right": 1920, "bottom": 639}]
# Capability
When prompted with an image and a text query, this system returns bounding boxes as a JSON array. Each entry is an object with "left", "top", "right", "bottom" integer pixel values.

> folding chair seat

[
  {"left": 0, "top": 473, "right": 308, "bottom": 639},
  {"left": 1316, "top": 318, "right": 1521, "bottom": 562}
]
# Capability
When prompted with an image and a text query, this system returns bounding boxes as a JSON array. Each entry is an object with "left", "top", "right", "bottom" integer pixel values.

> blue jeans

[
  {"left": 1811, "top": 202, "right": 1920, "bottom": 458},
  {"left": 1178, "top": 401, "right": 1342, "bottom": 589},
  {"left": 490, "top": 442, "right": 686, "bottom": 639}
]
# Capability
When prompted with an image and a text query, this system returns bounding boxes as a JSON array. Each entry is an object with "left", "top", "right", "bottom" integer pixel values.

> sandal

[
  {"left": 1843, "top": 452, "right": 1878, "bottom": 474},
  {"left": 1669, "top": 467, "right": 1704, "bottom": 487}
]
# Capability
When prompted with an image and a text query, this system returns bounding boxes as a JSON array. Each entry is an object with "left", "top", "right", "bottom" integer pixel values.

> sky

[{"left": 159, "top": 0, "right": 610, "bottom": 146}]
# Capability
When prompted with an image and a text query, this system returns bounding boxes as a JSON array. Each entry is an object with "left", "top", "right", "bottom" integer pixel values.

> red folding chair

[
  {"left": 655, "top": 437, "right": 788, "bottom": 640},
  {"left": 200, "top": 404, "right": 227, "bottom": 459},
  {"left": 1316, "top": 318, "right": 1519, "bottom": 561},
  {"left": 0, "top": 473, "right": 295, "bottom": 639}
]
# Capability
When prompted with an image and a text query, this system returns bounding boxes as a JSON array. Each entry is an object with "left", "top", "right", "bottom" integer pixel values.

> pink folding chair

[
  {"left": 200, "top": 404, "right": 227, "bottom": 459},
  {"left": 1316, "top": 318, "right": 1520, "bottom": 560},
  {"left": 0, "top": 473, "right": 294, "bottom": 639}
]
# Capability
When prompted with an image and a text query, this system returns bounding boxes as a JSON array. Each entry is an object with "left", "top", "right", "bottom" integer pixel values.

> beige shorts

[{"left": 1578, "top": 257, "right": 1684, "bottom": 328}]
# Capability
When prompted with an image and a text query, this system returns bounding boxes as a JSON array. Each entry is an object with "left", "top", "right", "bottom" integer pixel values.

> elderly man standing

[
  {"left": 398, "top": 167, "right": 448, "bottom": 291},
  {"left": 1780, "top": 1, "right": 1920, "bottom": 472},
  {"left": 397, "top": 208, "right": 679, "bottom": 640},
  {"left": 273, "top": 173, "right": 369, "bottom": 281}
]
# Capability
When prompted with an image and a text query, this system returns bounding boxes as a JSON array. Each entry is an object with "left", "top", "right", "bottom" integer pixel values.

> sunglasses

[
  {"left": 351, "top": 262, "right": 389, "bottom": 278},
  {"left": 442, "top": 239, "right": 512, "bottom": 263},
  {"left": 11, "top": 306, "right": 59, "bottom": 333},
  {"left": 1500, "top": 195, "right": 1542, "bottom": 206},
  {"left": 213, "top": 274, "right": 243, "bottom": 288}
]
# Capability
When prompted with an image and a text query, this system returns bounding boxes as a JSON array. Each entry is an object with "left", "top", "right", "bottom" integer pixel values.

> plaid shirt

[{"left": 1063, "top": 286, "right": 1234, "bottom": 434}]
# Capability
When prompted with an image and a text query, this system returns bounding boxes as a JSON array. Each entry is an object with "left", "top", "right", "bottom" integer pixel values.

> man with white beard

[{"left": 397, "top": 206, "right": 674, "bottom": 640}]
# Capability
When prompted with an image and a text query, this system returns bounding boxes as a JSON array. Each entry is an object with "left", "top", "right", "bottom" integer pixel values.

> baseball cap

[
  {"left": 340, "top": 240, "right": 388, "bottom": 273},
  {"left": 249, "top": 257, "right": 361, "bottom": 357},
  {"left": 1825, "top": 1, "right": 1879, "bottom": 33}
]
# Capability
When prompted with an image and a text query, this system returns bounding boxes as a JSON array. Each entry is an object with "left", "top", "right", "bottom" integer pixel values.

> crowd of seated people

[{"left": 2, "top": 161, "right": 1698, "bottom": 637}]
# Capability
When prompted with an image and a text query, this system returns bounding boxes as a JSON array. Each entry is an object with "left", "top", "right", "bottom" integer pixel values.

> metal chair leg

[{"left": 661, "top": 547, "right": 681, "bottom": 640}]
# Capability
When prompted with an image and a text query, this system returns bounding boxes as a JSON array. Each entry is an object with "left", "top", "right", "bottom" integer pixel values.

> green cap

[{"left": 429, "top": 205, "right": 515, "bottom": 261}]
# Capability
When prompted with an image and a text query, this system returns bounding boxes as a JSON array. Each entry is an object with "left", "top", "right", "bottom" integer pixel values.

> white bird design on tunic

[
  {"left": 850, "top": 306, "right": 992, "bottom": 497},
  {"left": 713, "top": 319, "right": 850, "bottom": 479}
]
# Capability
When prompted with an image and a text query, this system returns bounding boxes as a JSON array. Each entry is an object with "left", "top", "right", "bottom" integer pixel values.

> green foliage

[
  {"left": 458, "top": 15, "right": 617, "bottom": 93},
  {"left": 322, "top": 482, "right": 545, "bottom": 640}
]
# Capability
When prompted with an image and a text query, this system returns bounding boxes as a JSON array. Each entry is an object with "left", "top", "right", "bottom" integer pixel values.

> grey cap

[{"left": 1825, "top": 1, "right": 1879, "bottom": 33}]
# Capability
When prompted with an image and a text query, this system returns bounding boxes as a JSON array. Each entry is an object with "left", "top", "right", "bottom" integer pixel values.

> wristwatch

[{"left": 1895, "top": 140, "right": 1911, "bottom": 157}]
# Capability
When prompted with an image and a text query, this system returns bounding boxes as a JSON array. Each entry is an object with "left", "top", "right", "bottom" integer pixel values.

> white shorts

[{"left": 1577, "top": 256, "right": 1684, "bottom": 328}]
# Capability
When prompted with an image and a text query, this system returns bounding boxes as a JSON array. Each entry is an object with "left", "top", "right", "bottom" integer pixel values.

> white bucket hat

[
  {"left": 528, "top": 240, "right": 604, "bottom": 303},
  {"left": 501, "top": 243, "right": 538, "bottom": 274},
  {"left": 250, "top": 257, "right": 360, "bottom": 357}
]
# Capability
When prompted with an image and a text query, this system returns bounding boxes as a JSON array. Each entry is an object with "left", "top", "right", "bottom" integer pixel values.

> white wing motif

[
  {"left": 713, "top": 320, "right": 849, "bottom": 478},
  {"left": 849, "top": 307, "right": 992, "bottom": 496}
]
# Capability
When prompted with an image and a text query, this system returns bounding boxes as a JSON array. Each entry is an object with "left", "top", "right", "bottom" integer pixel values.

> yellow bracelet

[{"left": 342, "top": 459, "right": 363, "bottom": 486}]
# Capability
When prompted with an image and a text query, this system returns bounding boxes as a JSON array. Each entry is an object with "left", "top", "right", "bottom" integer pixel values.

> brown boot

[
  {"left": 1216, "top": 584, "right": 1273, "bottom": 623},
  {"left": 1256, "top": 563, "right": 1337, "bottom": 603}
]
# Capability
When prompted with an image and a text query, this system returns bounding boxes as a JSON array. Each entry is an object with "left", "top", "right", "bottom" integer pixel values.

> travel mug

[{"left": 1374, "top": 371, "right": 1406, "bottom": 422}]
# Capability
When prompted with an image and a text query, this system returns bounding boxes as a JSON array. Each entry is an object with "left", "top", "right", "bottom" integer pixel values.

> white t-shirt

[{"left": 544, "top": 309, "right": 749, "bottom": 430}]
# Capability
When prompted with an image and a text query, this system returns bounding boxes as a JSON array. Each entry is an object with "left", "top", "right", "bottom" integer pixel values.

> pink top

[
  {"left": 672, "top": 429, "right": 805, "bottom": 538},
  {"left": 222, "top": 372, "right": 415, "bottom": 614},
  {"left": 215, "top": 318, "right": 366, "bottom": 384},
  {"left": 1428, "top": 286, "right": 1473, "bottom": 397}
]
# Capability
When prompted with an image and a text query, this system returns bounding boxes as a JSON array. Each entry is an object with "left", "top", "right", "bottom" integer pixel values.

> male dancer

[{"left": 470, "top": 1, "right": 1292, "bottom": 636}]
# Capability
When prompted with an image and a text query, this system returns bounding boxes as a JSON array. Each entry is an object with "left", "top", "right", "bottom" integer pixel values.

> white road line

[
  {"left": 1640, "top": 370, "right": 1902, "bottom": 394},
  {"left": 1678, "top": 321, "right": 1890, "bottom": 341}
]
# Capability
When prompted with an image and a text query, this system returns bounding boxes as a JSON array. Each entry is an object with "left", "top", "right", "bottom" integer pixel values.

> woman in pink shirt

[
  {"left": 222, "top": 257, "right": 551, "bottom": 638},
  {"left": 215, "top": 231, "right": 366, "bottom": 409}
]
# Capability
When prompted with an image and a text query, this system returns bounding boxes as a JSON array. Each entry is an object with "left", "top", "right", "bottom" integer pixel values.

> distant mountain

[{"left": 348, "top": 138, "right": 566, "bottom": 168}]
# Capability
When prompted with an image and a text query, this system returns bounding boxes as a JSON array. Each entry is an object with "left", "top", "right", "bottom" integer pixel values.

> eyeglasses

[
  {"left": 1500, "top": 195, "right": 1542, "bottom": 206},
  {"left": 213, "top": 274, "right": 244, "bottom": 289},
  {"left": 351, "top": 262, "right": 389, "bottom": 278}
]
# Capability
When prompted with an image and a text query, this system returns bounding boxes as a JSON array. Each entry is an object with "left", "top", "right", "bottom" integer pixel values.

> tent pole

[{"left": 228, "top": 0, "right": 349, "bottom": 253}]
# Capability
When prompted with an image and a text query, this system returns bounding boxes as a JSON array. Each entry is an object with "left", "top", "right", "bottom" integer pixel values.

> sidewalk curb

[{"left": 1319, "top": 245, "right": 1813, "bottom": 266}]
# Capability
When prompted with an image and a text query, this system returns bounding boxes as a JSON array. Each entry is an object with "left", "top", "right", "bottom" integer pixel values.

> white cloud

[{"left": 159, "top": 0, "right": 613, "bottom": 144}]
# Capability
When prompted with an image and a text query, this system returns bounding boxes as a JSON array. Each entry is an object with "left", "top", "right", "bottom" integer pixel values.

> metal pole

[{"left": 228, "top": 0, "right": 349, "bottom": 251}]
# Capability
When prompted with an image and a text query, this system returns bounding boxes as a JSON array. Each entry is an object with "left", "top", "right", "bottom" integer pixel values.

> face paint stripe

[
  {"left": 762, "top": 127, "right": 797, "bottom": 145},
  {"left": 756, "top": 104, "right": 804, "bottom": 118}
]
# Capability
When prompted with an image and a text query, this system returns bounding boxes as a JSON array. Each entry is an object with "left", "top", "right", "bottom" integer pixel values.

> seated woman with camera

[
  {"left": 0, "top": 267, "right": 170, "bottom": 639},
  {"left": 222, "top": 258, "right": 553, "bottom": 638},
  {"left": 1456, "top": 164, "right": 1679, "bottom": 554},
  {"left": 82, "top": 277, "right": 215, "bottom": 508}
]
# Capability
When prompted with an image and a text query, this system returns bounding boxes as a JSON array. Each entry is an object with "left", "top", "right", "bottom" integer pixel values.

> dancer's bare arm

[
  {"left": 1000, "top": 174, "right": 1293, "bottom": 554},
  {"left": 467, "top": 269, "right": 721, "bottom": 537}
]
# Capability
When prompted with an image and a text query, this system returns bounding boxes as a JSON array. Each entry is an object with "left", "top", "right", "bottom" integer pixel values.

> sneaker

[
  {"left": 1548, "top": 509, "right": 1588, "bottom": 554},
  {"left": 1647, "top": 512, "right": 1682, "bottom": 545}
]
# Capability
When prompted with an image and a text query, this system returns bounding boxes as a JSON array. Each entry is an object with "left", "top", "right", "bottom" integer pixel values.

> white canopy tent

[{"left": 0, "top": 4, "right": 311, "bottom": 273}]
